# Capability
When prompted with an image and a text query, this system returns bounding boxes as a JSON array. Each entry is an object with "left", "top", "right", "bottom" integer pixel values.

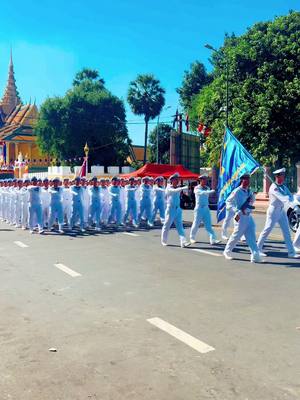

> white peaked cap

[{"left": 273, "top": 168, "right": 286, "bottom": 175}]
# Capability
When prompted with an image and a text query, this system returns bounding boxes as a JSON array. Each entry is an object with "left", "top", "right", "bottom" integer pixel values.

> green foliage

[
  {"left": 35, "top": 69, "right": 130, "bottom": 167},
  {"left": 127, "top": 74, "right": 165, "bottom": 164},
  {"left": 73, "top": 68, "right": 105, "bottom": 87},
  {"left": 189, "top": 11, "right": 300, "bottom": 167},
  {"left": 177, "top": 61, "right": 212, "bottom": 110},
  {"left": 130, "top": 160, "right": 143, "bottom": 171},
  {"left": 148, "top": 123, "right": 172, "bottom": 164}
]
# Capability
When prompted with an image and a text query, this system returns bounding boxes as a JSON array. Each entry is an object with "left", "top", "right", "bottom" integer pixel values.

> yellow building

[{"left": 0, "top": 52, "right": 46, "bottom": 168}]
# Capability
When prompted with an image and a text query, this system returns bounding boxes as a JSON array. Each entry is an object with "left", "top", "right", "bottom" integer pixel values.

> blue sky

[{"left": 0, "top": 0, "right": 298, "bottom": 145}]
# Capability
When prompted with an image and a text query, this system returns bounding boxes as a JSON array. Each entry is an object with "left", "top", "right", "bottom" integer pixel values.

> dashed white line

[
  {"left": 147, "top": 317, "right": 215, "bottom": 354},
  {"left": 14, "top": 241, "right": 28, "bottom": 248},
  {"left": 122, "top": 232, "right": 140, "bottom": 237},
  {"left": 54, "top": 263, "right": 81, "bottom": 277},
  {"left": 191, "top": 249, "right": 222, "bottom": 257}
]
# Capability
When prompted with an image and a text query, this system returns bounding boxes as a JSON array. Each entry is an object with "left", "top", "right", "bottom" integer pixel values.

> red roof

[{"left": 121, "top": 163, "right": 199, "bottom": 180}]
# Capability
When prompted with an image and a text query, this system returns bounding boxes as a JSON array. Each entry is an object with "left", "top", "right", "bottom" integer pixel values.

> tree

[
  {"left": 35, "top": 69, "right": 130, "bottom": 167},
  {"left": 177, "top": 61, "right": 212, "bottom": 110},
  {"left": 148, "top": 123, "right": 173, "bottom": 164},
  {"left": 188, "top": 11, "right": 300, "bottom": 167},
  {"left": 73, "top": 68, "right": 105, "bottom": 87},
  {"left": 127, "top": 74, "right": 165, "bottom": 164}
]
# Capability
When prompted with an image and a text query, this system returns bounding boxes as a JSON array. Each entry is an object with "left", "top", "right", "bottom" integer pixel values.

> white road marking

[
  {"left": 147, "top": 317, "right": 215, "bottom": 354},
  {"left": 122, "top": 232, "right": 140, "bottom": 237},
  {"left": 14, "top": 241, "right": 28, "bottom": 248},
  {"left": 191, "top": 249, "right": 222, "bottom": 257},
  {"left": 54, "top": 263, "right": 81, "bottom": 278}
]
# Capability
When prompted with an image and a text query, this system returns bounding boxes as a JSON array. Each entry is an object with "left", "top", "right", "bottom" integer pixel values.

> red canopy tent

[{"left": 121, "top": 163, "right": 199, "bottom": 180}]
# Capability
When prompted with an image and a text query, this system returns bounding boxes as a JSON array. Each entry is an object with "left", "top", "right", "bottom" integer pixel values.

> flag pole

[{"left": 84, "top": 142, "right": 89, "bottom": 178}]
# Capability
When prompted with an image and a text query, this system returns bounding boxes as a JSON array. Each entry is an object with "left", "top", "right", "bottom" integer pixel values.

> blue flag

[{"left": 217, "top": 128, "right": 260, "bottom": 222}]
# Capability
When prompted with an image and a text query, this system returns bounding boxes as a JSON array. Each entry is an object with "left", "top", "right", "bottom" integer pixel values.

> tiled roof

[{"left": 0, "top": 104, "right": 38, "bottom": 141}]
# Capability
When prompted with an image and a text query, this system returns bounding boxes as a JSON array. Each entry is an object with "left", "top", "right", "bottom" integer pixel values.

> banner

[{"left": 217, "top": 127, "right": 260, "bottom": 222}]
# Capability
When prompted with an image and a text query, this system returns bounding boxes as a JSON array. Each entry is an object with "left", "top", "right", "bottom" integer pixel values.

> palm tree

[
  {"left": 73, "top": 68, "right": 105, "bottom": 87},
  {"left": 127, "top": 74, "right": 165, "bottom": 164}
]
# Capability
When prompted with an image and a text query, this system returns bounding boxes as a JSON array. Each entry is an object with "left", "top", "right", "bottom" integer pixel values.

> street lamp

[
  {"left": 204, "top": 43, "right": 229, "bottom": 127},
  {"left": 157, "top": 105, "right": 171, "bottom": 164}
]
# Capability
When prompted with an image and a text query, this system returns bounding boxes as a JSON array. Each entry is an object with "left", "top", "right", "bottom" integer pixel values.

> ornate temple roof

[
  {"left": 0, "top": 51, "right": 38, "bottom": 143},
  {"left": 0, "top": 51, "right": 21, "bottom": 117},
  {"left": 0, "top": 104, "right": 38, "bottom": 142}
]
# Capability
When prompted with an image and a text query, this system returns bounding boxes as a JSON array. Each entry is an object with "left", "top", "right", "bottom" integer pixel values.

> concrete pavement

[{"left": 0, "top": 215, "right": 299, "bottom": 400}]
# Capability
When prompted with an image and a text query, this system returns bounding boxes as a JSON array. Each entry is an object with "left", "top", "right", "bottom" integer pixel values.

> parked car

[{"left": 286, "top": 196, "right": 300, "bottom": 233}]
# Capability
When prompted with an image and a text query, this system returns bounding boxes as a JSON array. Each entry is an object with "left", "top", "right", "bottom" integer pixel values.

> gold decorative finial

[{"left": 84, "top": 142, "right": 89, "bottom": 157}]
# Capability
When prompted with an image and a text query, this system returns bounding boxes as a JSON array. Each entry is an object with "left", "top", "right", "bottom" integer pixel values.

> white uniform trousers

[
  {"left": 29, "top": 204, "right": 43, "bottom": 231},
  {"left": 257, "top": 205, "right": 294, "bottom": 253},
  {"left": 161, "top": 206, "right": 187, "bottom": 246},
  {"left": 49, "top": 203, "right": 64, "bottom": 229},
  {"left": 152, "top": 199, "right": 165, "bottom": 223},
  {"left": 124, "top": 200, "right": 138, "bottom": 225},
  {"left": 225, "top": 214, "right": 259, "bottom": 257},
  {"left": 190, "top": 206, "right": 216, "bottom": 243},
  {"left": 222, "top": 207, "right": 235, "bottom": 235}
]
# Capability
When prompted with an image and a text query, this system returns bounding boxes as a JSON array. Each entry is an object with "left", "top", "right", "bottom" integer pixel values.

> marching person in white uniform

[
  {"left": 70, "top": 177, "right": 85, "bottom": 232},
  {"left": 257, "top": 168, "right": 299, "bottom": 258},
  {"left": 99, "top": 178, "right": 110, "bottom": 226},
  {"left": 161, "top": 173, "right": 190, "bottom": 248},
  {"left": 190, "top": 175, "right": 220, "bottom": 245},
  {"left": 21, "top": 179, "right": 30, "bottom": 229},
  {"left": 14, "top": 179, "right": 23, "bottom": 228},
  {"left": 108, "top": 176, "right": 122, "bottom": 226},
  {"left": 138, "top": 176, "right": 153, "bottom": 227},
  {"left": 88, "top": 177, "right": 102, "bottom": 231},
  {"left": 48, "top": 178, "right": 64, "bottom": 233},
  {"left": 223, "top": 174, "right": 263, "bottom": 263},
  {"left": 28, "top": 177, "right": 44, "bottom": 234},
  {"left": 151, "top": 176, "right": 166, "bottom": 225},
  {"left": 81, "top": 178, "right": 90, "bottom": 227},
  {"left": 41, "top": 178, "right": 50, "bottom": 228},
  {"left": 62, "top": 178, "right": 72, "bottom": 227},
  {"left": 124, "top": 177, "right": 138, "bottom": 227}
]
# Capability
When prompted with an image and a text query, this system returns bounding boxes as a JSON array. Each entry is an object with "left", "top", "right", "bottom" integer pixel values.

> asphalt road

[{"left": 0, "top": 212, "right": 299, "bottom": 400}]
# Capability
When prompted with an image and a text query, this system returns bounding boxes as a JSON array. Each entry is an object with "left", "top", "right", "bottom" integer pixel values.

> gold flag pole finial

[{"left": 84, "top": 142, "right": 89, "bottom": 157}]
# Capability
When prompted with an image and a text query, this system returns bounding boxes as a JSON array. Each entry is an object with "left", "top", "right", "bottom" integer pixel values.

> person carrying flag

[
  {"left": 217, "top": 127, "right": 260, "bottom": 243},
  {"left": 223, "top": 174, "right": 263, "bottom": 263}
]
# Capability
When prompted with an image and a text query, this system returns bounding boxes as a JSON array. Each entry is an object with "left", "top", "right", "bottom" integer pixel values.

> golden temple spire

[{"left": 0, "top": 49, "right": 21, "bottom": 117}]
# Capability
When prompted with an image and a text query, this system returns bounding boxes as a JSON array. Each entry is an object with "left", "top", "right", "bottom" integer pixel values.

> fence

[
  {"left": 215, "top": 164, "right": 298, "bottom": 194},
  {"left": 24, "top": 165, "right": 134, "bottom": 180}
]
